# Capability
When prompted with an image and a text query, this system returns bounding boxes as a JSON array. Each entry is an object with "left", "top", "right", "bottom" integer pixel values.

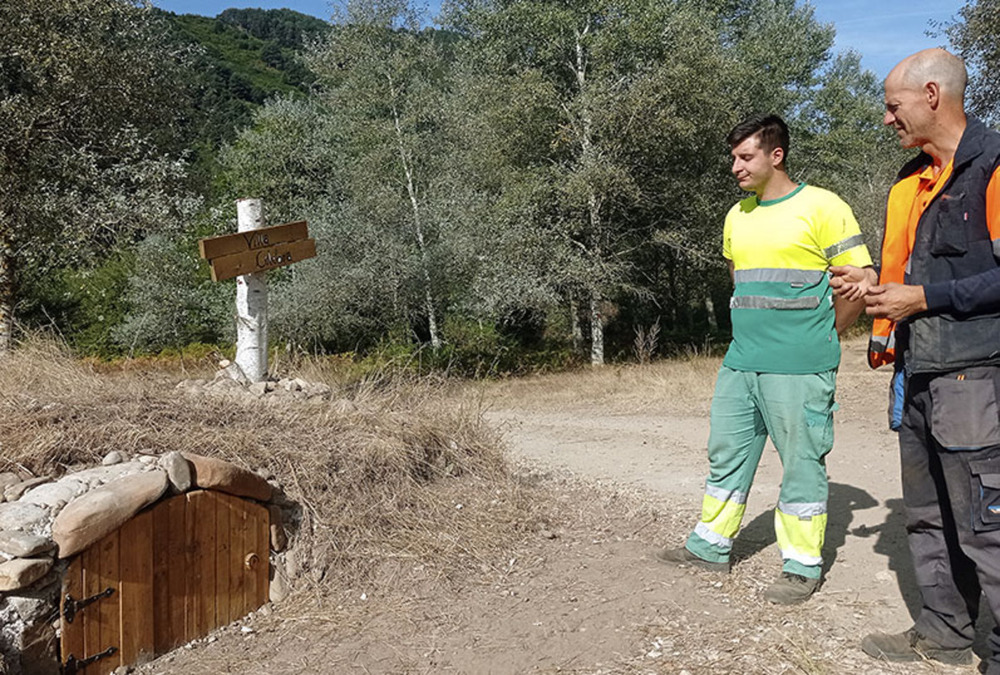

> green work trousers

[{"left": 685, "top": 366, "right": 837, "bottom": 579}]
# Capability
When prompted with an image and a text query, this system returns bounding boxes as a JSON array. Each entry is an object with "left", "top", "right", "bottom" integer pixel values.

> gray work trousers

[{"left": 901, "top": 366, "right": 1000, "bottom": 674}]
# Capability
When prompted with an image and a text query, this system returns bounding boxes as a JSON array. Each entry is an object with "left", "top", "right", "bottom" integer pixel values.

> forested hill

[{"left": 154, "top": 7, "right": 331, "bottom": 184}]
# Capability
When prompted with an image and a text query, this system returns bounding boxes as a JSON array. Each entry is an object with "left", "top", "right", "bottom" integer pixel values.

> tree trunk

[
  {"left": 705, "top": 295, "right": 718, "bottom": 332},
  {"left": 390, "top": 82, "right": 440, "bottom": 350},
  {"left": 575, "top": 24, "right": 605, "bottom": 367},
  {"left": 0, "top": 223, "right": 12, "bottom": 354},
  {"left": 570, "top": 294, "right": 583, "bottom": 353},
  {"left": 590, "top": 294, "right": 604, "bottom": 366},
  {"left": 235, "top": 198, "right": 268, "bottom": 383}
]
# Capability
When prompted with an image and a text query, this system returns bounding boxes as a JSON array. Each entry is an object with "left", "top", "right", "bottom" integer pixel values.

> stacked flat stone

[{"left": 0, "top": 451, "right": 292, "bottom": 675}]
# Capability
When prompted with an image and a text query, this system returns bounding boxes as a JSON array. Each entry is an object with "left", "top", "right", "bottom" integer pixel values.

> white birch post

[{"left": 235, "top": 198, "right": 268, "bottom": 383}]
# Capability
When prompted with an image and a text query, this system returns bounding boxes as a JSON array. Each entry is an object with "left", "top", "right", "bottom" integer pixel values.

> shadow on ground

[{"left": 730, "top": 481, "right": 879, "bottom": 573}]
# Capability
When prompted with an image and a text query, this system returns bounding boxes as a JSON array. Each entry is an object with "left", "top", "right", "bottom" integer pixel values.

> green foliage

[
  {"left": 218, "top": 8, "right": 332, "bottom": 48},
  {"left": 19, "top": 257, "right": 133, "bottom": 357},
  {"left": 356, "top": 315, "right": 580, "bottom": 377},
  {"left": 111, "top": 235, "right": 230, "bottom": 354},
  {"left": 0, "top": 0, "right": 201, "bottom": 351},
  {"left": 6, "top": 0, "right": 905, "bottom": 371},
  {"left": 947, "top": 0, "right": 1000, "bottom": 122}
]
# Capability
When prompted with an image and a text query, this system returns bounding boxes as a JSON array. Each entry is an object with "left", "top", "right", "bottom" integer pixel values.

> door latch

[
  {"left": 63, "top": 587, "right": 115, "bottom": 624},
  {"left": 62, "top": 646, "right": 117, "bottom": 674}
]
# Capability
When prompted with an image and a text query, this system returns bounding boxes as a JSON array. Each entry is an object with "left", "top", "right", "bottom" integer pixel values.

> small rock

[
  {"left": 4, "top": 477, "right": 50, "bottom": 502},
  {"left": 280, "top": 379, "right": 301, "bottom": 392},
  {"left": 0, "top": 502, "right": 49, "bottom": 532},
  {"left": 240, "top": 626, "right": 254, "bottom": 634},
  {"left": 292, "top": 378, "right": 310, "bottom": 391},
  {"left": 182, "top": 453, "right": 272, "bottom": 502},
  {"left": 310, "top": 383, "right": 332, "bottom": 396},
  {"left": 212, "top": 378, "right": 244, "bottom": 392},
  {"left": 137, "top": 455, "right": 156, "bottom": 465},
  {"left": 248, "top": 381, "right": 268, "bottom": 397},
  {"left": 8, "top": 595, "right": 51, "bottom": 622},
  {"left": 0, "top": 473, "right": 20, "bottom": 493},
  {"left": 0, "top": 558, "right": 52, "bottom": 591},
  {"left": 102, "top": 451, "right": 125, "bottom": 466},
  {"left": 159, "top": 452, "right": 193, "bottom": 494},
  {"left": 0, "top": 531, "right": 55, "bottom": 558},
  {"left": 265, "top": 381, "right": 276, "bottom": 393},
  {"left": 539, "top": 529, "right": 557, "bottom": 540},
  {"left": 21, "top": 480, "right": 85, "bottom": 510},
  {"left": 221, "top": 361, "right": 249, "bottom": 386},
  {"left": 268, "top": 505, "right": 287, "bottom": 553}
]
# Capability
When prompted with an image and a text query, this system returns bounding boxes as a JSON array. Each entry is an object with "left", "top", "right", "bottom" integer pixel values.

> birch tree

[
  {"left": 445, "top": 0, "right": 732, "bottom": 364},
  {"left": 305, "top": 0, "right": 454, "bottom": 350}
]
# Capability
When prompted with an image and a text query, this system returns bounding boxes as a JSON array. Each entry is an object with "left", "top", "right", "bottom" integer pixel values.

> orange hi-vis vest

[
  {"left": 870, "top": 117, "right": 1000, "bottom": 372},
  {"left": 868, "top": 162, "right": 953, "bottom": 369}
]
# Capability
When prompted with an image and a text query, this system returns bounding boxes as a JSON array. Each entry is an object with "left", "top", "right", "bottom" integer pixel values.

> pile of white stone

[
  {"left": 175, "top": 361, "right": 333, "bottom": 403},
  {"left": 0, "top": 451, "right": 293, "bottom": 675}
]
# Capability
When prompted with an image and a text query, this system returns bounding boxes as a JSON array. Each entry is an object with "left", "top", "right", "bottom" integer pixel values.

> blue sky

[{"left": 153, "top": 0, "right": 966, "bottom": 79}]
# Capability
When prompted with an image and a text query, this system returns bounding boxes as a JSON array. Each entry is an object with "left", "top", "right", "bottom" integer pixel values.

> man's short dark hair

[{"left": 726, "top": 115, "right": 789, "bottom": 160}]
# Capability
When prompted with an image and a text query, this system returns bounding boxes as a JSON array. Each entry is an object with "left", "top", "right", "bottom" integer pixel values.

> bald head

[
  {"left": 887, "top": 48, "right": 968, "bottom": 105},
  {"left": 883, "top": 48, "right": 969, "bottom": 158}
]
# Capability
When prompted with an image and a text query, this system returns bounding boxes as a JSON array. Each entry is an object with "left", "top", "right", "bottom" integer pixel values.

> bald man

[{"left": 832, "top": 48, "right": 1000, "bottom": 671}]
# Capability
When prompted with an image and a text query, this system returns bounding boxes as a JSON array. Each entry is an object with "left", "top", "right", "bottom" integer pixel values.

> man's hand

[
  {"left": 829, "top": 265, "right": 878, "bottom": 301},
  {"left": 865, "top": 283, "right": 928, "bottom": 321}
]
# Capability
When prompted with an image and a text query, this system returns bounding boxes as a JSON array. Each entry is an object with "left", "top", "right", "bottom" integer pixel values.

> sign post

[
  {"left": 235, "top": 199, "right": 268, "bottom": 383},
  {"left": 198, "top": 200, "right": 317, "bottom": 383}
]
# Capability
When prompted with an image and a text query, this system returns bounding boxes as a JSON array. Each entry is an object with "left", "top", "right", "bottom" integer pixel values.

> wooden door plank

[
  {"left": 185, "top": 491, "right": 216, "bottom": 639},
  {"left": 151, "top": 497, "right": 172, "bottom": 655},
  {"left": 199, "top": 491, "right": 219, "bottom": 632},
  {"left": 184, "top": 491, "right": 200, "bottom": 641},
  {"left": 215, "top": 490, "right": 233, "bottom": 626},
  {"left": 94, "top": 529, "right": 121, "bottom": 675},
  {"left": 250, "top": 501, "right": 269, "bottom": 609},
  {"left": 60, "top": 555, "right": 85, "bottom": 664},
  {"left": 119, "top": 508, "right": 154, "bottom": 666},
  {"left": 166, "top": 493, "right": 188, "bottom": 649},
  {"left": 82, "top": 539, "right": 102, "bottom": 662},
  {"left": 229, "top": 493, "right": 249, "bottom": 619}
]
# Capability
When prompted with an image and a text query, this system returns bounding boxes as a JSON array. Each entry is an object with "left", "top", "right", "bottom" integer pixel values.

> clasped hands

[{"left": 828, "top": 265, "right": 928, "bottom": 322}]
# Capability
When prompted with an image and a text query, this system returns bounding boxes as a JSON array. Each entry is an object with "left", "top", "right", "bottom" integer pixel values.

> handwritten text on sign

[{"left": 198, "top": 221, "right": 316, "bottom": 282}]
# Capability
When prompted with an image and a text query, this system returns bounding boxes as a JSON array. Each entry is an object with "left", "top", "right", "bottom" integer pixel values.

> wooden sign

[
  {"left": 198, "top": 220, "right": 316, "bottom": 282},
  {"left": 208, "top": 238, "right": 316, "bottom": 282},
  {"left": 199, "top": 221, "right": 308, "bottom": 260}
]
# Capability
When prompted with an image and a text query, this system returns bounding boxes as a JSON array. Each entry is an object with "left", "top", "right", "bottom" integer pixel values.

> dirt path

[{"left": 487, "top": 339, "right": 912, "bottom": 622}]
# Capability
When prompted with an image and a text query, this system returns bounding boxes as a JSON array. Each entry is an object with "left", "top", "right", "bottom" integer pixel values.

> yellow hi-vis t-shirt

[{"left": 722, "top": 183, "right": 873, "bottom": 374}]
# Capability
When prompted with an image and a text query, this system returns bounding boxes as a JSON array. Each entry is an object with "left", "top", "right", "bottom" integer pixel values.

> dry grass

[
  {"left": 0, "top": 338, "right": 547, "bottom": 594},
  {"left": 484, "top": 353, "right": 723, "bottom": 415}
]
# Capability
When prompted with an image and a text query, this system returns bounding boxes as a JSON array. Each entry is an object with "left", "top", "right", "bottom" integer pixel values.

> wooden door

[{"left": 61, "top": 490, "right": 269, "bottom": 674}]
